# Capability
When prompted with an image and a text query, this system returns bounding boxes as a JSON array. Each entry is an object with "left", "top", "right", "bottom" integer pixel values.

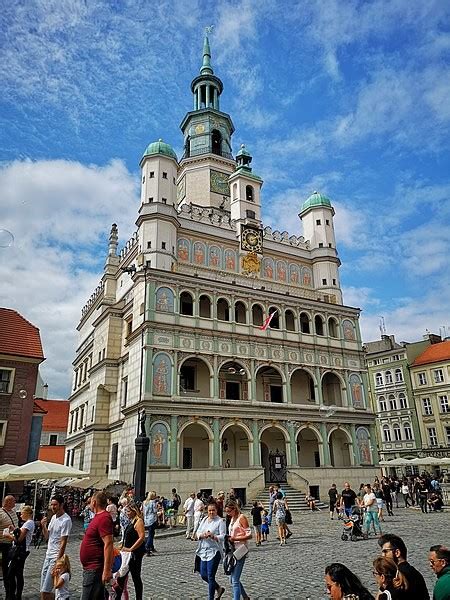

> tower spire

[{"left": 201, "top": 27, "right": 214, "bottom": 75}]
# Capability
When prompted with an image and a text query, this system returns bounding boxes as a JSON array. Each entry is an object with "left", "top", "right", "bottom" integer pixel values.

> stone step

[{"left": 253, "top": 484, "right": 328, "bottom": 512}]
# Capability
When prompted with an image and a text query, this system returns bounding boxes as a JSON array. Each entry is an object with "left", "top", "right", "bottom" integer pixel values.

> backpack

[{"left": 172, "top": 494, "right": 181, "bottom": 510}]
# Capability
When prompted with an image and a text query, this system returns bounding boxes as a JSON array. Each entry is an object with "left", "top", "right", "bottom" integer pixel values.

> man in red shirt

[{"left": 80, "top": 491, "right": 114, "bottom": 600}]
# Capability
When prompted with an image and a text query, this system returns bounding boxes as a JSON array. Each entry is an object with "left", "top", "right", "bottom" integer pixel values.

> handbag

[
  {"left": 233, "top": 544, "right": 249, "bottom": 560},
  {"left": 193, "top": 553, "right": 201, "bottom": 573},
  {"left": 178, "top": 515, "right": 186, "bottom": 525},
  {"left": 285, "top": 509, "right": 293, "bottom": 525}
]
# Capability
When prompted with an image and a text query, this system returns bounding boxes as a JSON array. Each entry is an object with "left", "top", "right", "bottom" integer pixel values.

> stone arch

[
  {"left": 314, "top": 313, "right": 325, "bottom": 336},
  {"left": 268, "top": 306, "right": 281, "bottom": 329},
  {"left": 290, "top": 367, "right": 316, "bottom": 404},
  {"left": 217, "top": 297, "right": 230, "bottom": 321},
  {"left": 179, "top": 420, "right": 213, "bottom": 469},
  {"left": 260, "top": 425, "right": 289, "bottom": 482},
  {"left": 218, "top": 360, "right": 249, "bottom": 401},
  {"left": 328, "top": 427, "right": 352, "bottom": 467},
  {"left": 300, "top": 311, "right": 311, "bottom": 334},
  {"left": 296, "top": 425, "right": 322, "bottom": 467},
  {"left": 199, "top": 293, "right": 212, "bottom": 318},
  {"left": 328, "top": 316, "right": 339, "bottom": 338},
  {"left": 234, "top": 300, "right": 247, "bottom": 324},
  {"left": 180, "top": 290, "right": 194, "bottom": 316},
  {"left": 321, "top": 370, "right": 345, "bottom": 407},
  {"left": 252, "top": 303, "right": 264, "bottom": 326},
  {"left": 256, "top": 364, "right": 285, "bottom": 403},
  {"left": 220, "top": 422, "right": 252, "bottom": 468},
  {"left": 178, "top": 355, "right": 212, "bottom": 397},
  {"left": 285, "top": 309, "right": 296, "bottom": 331}
]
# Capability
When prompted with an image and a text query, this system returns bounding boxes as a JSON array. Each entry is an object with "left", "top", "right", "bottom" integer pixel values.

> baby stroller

[{"left": 341, "top": 506, "right": 367, "bottom": 542}]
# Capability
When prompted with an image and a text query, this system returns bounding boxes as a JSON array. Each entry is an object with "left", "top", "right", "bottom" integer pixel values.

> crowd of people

[{"left": 0, "top": 475, "right": 447, "bottom": 600}]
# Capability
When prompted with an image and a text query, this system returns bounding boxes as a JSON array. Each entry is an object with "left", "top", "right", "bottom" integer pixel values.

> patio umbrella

[
  {"left": 379, "top": 458, "right": 413, "bottom": 466},
  {"left": 409, "top": 456, "right": 444, "bottom": 466},
  {"left": 69, "top": 477, "right": 101, "bottom": 490}
]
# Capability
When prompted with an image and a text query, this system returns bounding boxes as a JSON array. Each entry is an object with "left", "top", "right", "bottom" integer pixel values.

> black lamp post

[{"left": 134, "top": 409, "right": 150, "bottom": 502}]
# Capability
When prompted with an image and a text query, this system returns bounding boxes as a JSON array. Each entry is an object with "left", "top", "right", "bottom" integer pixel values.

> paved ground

[{"left": 2, "top": 506, "right": 448, "bottom": 599}]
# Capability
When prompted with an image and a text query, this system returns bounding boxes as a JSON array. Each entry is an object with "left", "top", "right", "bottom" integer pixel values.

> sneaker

[{"left": 286, "top": 532, "right": 292, "bottom": 538}]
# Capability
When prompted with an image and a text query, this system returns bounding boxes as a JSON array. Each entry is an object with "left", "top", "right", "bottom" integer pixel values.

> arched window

[
  {"left": 389, "top": 395, "right": 397, "bottom": 410},
  {"left": 285, "top": 310, "right": 295, "bottom": 332},
  {"left": 379, "top": 396, "right": 387, "bottom": 411},
  {"left": 393, "top": 423, "right": 401, "bottom": 441},
  {"left": 246, "top": 185, "right": 254, "bottom": 201},
  {"left": 234, "top": 301, "right": 247, "bottom": 324},
  {"left": 399, "top": 393, "right": 407, "bottom": 409},
  {"left": 199, "top": 295, "right": 211, "bottom": 318},
  {"left": 395, "top": 368, "right": 403, "bottom": 382},
  {"left": 314, "top": 315, "right": 324, "bottom": 336},
  {"left": 375, "top": 372, "right": 383, "bottom": 386},
  {"left": 328, "top": 317, "right": 338, "bottom": 338},
  {"left": 184, "top": 135, "right": 190, "bottom": 158},
  {"left": 404, "top": 422, "right": 413, "bottom": 440},
  {"left": 217, "top": 298, "right": 230, "bottom": 321},
  {"left": 383, "top": 425, "right": 391, "bottom": 442},
  {"left": 233, "top": 183, "right": 238, "bottom": 200},
  {"left": 300, "top": 312, "right": 310, "bottom": 334},
  {"left": 180, "top": 291, "right": 193, "bottom": 316},
  {"left": 252, "top": 304, "right": 263, "bottom": 326},
  {"left": 385, "top": 370, "right": 393, "bottom": 384},
  {"left": 211, "top": 129, "right": 222, "bottom": 155},
  {"left": 268, "top": 307, "right": 280, "bottom": 329}
]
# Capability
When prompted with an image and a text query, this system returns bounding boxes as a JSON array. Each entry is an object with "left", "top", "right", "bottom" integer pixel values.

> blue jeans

[
  {"left": 145, "top": 523, "right": 156, "bottom": 552},
  {"left": 230, "top": 556, "right": 248, "bottom": 600},
  {"left": 199, "top": 551, "right": 221, "bottom": 600},
  {"left": 363, "top": 510, "right": 381, "bottom": 534}
]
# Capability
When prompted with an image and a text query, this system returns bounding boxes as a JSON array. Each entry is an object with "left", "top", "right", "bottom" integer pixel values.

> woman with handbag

[
  {"left": 195, "top": 501, "right": 226, "bottom": 600},
  {"left": 272, "top": 492, "right": 289, "bottom": 545},
  {"left": 115, "top": 503, "right": 145, "bottom": 600},
  {"left": 5, "top": 505, "right": 35, "bottom": 600},
  {"left": 225, "top": 499, "right": 252, "bottom": 600}
]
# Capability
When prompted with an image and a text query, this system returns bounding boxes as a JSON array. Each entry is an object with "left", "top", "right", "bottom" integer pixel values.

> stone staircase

[{"left": 253, "top": 483, "right": 328, "bottom": 512}]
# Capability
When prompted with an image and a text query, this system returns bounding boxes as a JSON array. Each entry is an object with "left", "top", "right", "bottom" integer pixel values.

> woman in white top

[
  {"left": 225, "top": 499, "right": 252, "bottom": 600},
  {"left": 195, "top": 501, "right": 226, "bottom": 600},
  {"left": 5, "top": 505, "right": 35, "bottom": 600}
]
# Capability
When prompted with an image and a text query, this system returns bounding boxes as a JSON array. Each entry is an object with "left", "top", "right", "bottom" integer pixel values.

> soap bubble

[
  {"left": 0, "top": 229, "right": 14, "bottom": 248},
  {"left": 19, "top": 389, "right": 27, "bottom": 399}
]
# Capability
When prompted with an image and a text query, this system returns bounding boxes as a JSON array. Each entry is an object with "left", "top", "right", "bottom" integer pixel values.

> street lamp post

[{"left": 134, "top": 409, "right": 150, "bottom": 502}]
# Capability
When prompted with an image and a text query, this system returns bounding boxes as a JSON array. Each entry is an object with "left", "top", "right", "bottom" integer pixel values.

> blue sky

[{"left": 1, "top": 0, "right": 449, "bottom": 397}]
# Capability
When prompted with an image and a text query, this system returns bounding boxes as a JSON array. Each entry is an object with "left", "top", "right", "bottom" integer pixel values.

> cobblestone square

[{"left": 5, "top": 506, "right": 448, "bottom": 600}]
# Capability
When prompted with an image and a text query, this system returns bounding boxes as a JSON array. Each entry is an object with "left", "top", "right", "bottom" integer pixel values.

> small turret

[
  {"left": 108, "top": 223, "right": 118, "bottom": 256},
  {"left": 230, "top": 144, "right": 263, "bottom": 225}
]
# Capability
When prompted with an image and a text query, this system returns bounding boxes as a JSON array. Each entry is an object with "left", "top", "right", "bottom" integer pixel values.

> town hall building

[{"left": 66, "top": 34, "right": 378, "bottom": 499}]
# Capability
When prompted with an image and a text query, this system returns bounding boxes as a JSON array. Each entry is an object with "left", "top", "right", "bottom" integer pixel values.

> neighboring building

[
  {"left": 28, "top": 400, "right": 48, "bottom": 462},
  {"left": 36, "top": 397, "right": 70, "bottom": 464},
  {"left": 365, "top": 335, "right": 421, "bottom": 462},
  {"left": 0, "top": 307, "right": 45, "bottom": 465},
  {"left": 410, "top": 340, "right": 450, "bottom": 456},
  {"left": 66, "top": 34, "right": 378, "bottom": 499}
]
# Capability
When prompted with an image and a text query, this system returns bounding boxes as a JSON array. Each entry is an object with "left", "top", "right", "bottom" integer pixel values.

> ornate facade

[{"left": 66, "top": 34, "right": 378, "bottom": 498}]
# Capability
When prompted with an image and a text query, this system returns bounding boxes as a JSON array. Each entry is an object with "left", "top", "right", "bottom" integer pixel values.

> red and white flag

[{"left": 259, "top": 311, "right": 276, "bottom": 331}]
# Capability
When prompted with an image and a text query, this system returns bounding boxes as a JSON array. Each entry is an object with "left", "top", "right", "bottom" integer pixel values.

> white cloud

[{"left": 0, "top": 159, "right": 138, "bottom": 397}]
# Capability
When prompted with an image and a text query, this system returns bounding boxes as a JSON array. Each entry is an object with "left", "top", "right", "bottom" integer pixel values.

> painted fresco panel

[
  {"left": 149, "top": 422, "right": 169, "bottom": 465},
  {"left": 177, "top": 238, "right": 190, "bottom": 261},
  {"left": 193, "top": 241, "right": 206, "bottom": 265},
  {"left": 208, "top": 245, "right": 222, "bottom": 268},
  {"left": 155, "top": 287, "right": 174, "bottom": 312},
  {"left": 301, "top": 266, "right": 312, "bottom": 287},
  {"left": 289, "top": 264, "right": 300, "bottom": 284},
  {"left": 224, "top": 249, "right": 236, "bottom": 271},
  {"left": 349, "top": 373, "right": 364, "bottom": 408},
  {"left": 153, "top": 352, "right": 172, "bottom": 396},
  {"left": 343, "top": 319, "right": 356, "bottom": 341},
  {"left": 263, "top": 257, "right": 274, "bottom": 279},
  {"left": 356, "top": 427, "right": 371, "bottom": 464},
  {"left": 276, "top": 260, "right": 287, "bottom": 282}
]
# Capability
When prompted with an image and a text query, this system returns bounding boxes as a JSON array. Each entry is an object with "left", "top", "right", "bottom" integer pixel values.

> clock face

[{"left": 241, "top": 226, "right": 263, "bottom": 253}]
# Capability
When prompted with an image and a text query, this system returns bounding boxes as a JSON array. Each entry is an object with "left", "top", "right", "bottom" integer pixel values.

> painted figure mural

[
  {"left": 349, "top": 374, "right": 364, "bottom": 408},
  {"left": 153, "top": 353, "right": 172, "bottom": 396},
  {"left": 343, "top": 320, "right": 356, "bottom": 341},
  {"left": 225, "top": 249, "right": 236, "bottom": 271},
  {"left": 209, "top": 245, "right": 221, "bottom": 268},
  {"left": 276, "top": 261, "right": 287, "bottom": 282},
  {"left": 263, "top": 257, "right": 274, "bottom": 279},
  {"left": 301, "top": 266, "right": 312, "bottom": 287},
  {"left": 149, "top": 422, "right": 169, "bottom": 465},
  {"left": 193, "top": 241, "right": 206, "bottom": 265},
  {"left": 289, "top": 264, "right": 299, "bottom": 284},
  {"left": 356, "top": 427, "right": 372, "bottom": 464},
  {"left": 177, "top": 238, "right": 190, "bottom": 261},
  {"left": 155, "top": 287, "right": 174, "bottom": 312}
]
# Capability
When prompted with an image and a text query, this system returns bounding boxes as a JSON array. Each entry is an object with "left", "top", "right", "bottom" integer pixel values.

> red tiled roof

[
  {"left": 412, "top": 340, "right": 450, "bottom": 366},
  {"left": 35, "top": 398, "right": 69, "bottom": 431},
  {"left": 33, "top": 400, "right": 48, "bottom": 415},
  {"left": 0, "top": 308, "right": 45, "bottom": 360}
]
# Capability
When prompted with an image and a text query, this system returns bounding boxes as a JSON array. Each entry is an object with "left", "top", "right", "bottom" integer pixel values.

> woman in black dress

[{"left": 116, "top": 503, "right": 145, "bottom": 600}]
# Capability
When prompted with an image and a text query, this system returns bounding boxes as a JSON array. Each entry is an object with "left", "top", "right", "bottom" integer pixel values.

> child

[
  {"left": 250, "top": 500, "right": 263, "bottom": 546},
  {"left": 53, "top": 554, "right": 71, "bottom": 600},
  {"left": 261, "top": 510, "right": 270, "bottom": 542}
]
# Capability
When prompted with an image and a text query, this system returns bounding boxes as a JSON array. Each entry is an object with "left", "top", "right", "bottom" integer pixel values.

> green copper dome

[
  {"left": 300, "top": 191, "right": 332, "bottom": 212},
  {"left": 236, "top": 144, "right": 251, "bottom": 158},
  {"left": 142, "top": 139, "right": 177, "bottom": 161}
]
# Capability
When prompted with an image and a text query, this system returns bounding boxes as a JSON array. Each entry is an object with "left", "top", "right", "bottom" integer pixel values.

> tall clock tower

[{"left": 178, "top": 32, "right": 236, "bottom": 209}]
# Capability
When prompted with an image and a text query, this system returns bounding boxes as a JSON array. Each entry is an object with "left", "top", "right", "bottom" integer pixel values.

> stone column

[
  {"left": 252, "top": 420, "right": 260, "bottom": 465},
  {"left": 213, "top": 418, "right": 221, "bottom": 467},
  {"left": 206, "top": 85, "right": 210, "bottom": 107},
  {"left": 284, "top": 364, "right": 291, "bottom": 403},
  {"left": 250, "top": 359, "right": 256, "bottom": 402},
  {"left": 170, "top": 415, "right": 178, "bottom": 467},
  {"left": 349, "top": 425, "right": 357, "bottom": 466},
  {"left": 319, "top": 423, "right": 331, "bottom": 465},
  {"left": 214, "top": 88, "right": 218, "bottom": 109},
  {"left": 287, "top": 421, "right": 298, "bottom": 466},
  {"left": 314, "top": 366, "right": 323, "bottom": 405}
]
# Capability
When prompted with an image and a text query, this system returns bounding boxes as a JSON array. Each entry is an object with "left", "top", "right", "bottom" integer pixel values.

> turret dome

[
  {"left": 300, "top": 191, "right": 332, "bottom": 212},
  {"left": 141, "top": 139, "right": 177, "bottom": 161}
]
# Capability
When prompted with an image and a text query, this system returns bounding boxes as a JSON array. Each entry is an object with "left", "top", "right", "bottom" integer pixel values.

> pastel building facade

[{"left": 65, "top": 36, "right": 378, "bottom": 498}]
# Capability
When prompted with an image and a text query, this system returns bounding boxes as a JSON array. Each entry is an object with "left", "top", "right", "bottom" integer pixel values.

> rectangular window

[
  {"left": 246, "top": 210, "right": 256, "bottom": 219},
  {"left": 110, "top": 443, "right": 119, "bottom": 470},
  {"left": 270, "top": 385, "right": 282, "bottom": 403},
  {"left": 0, "top": 421, "right": 7, "bottom": 446},
  {"left": 428, "top": 427, "right": 438, "bottom": 446},
  {"left": 332, "top": 279, "right": 336, "bottom": 285},
  {"left": 439, "top": 395, "right": 449, "bottom": 413},
  {"left": 148, "top": 197, "right": 153, "bottom": 203},
  {"left": 162, "top": 172, "right": 167, "bottom": 179},
  {"left": 121, "top": 376, "right": 128, "bottom": 408},
  {"left": 49, "top": 434, "right": 58, "bottom": 446},
  {"left": 316, "top": 219, "right": 321, "bottom": 225},
  {"left": 147, "top": 241, "right": 151, "bottom": 249},
  {"left": 162, "top": 198, "right": 167, "bottom": 204},
  {"left": 0, "top": 369, "right": 13, "bottom": 394},
  {"left": 149, "top": 171, "right": 154, "bottom": 178},
  {"left": 162, "top": 242, "right": 166, "bottom": 249},
  {"left": 434, "top": 369, "right": 444, "bottom": 383},
  {"left": 318, "top": 242, "right": 324, "bottom": 248},
  {"left": 326, "top": 219, "right": 330, "bottom": 225},
  {"left": 418, "top": 372, "right": 427, "bottom": 385},
  {"left": 126, "top": 318, "right": 133, "bottom": 337},
  {"left": 322, "top": 278, "right": 327, "bottom": 285},
  {"left": 180, "top": 366, "right": 196, "bottom": 392},
  {"left": 422, "top": 397, "right": 433, "bottom": 415},
  {"left": 446, "top": 426, "right": 450, "bottom": 445}
]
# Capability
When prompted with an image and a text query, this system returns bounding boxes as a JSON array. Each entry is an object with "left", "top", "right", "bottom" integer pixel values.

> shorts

[
  {"left": 275, "top": 517, "right": 285, "bottom": 525},
  {"left": 41, "top": 556, "right": 57, "bottom": 593},
  {"left": 253, "top": 524, "right": 261, "bottom": 533}
]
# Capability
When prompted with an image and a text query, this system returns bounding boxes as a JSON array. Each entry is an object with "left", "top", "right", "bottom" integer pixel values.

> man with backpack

[{"left": 170, "top": 488, "right": 181, "bottom": 528}]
